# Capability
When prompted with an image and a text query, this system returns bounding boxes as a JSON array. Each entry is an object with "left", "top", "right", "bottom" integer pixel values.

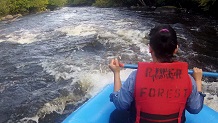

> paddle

[{"left": 121, "top": 64, "right": 218, "bottom": 78}]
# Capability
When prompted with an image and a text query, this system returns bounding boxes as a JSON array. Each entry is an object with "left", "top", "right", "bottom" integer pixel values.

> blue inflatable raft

[{"left": 62, "top": 84, "right": 218, "bottom": 123}]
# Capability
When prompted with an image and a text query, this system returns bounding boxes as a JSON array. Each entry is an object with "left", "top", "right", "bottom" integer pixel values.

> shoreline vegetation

[{"left": 0, "top": 0, "right": 217, "bottom": 22}]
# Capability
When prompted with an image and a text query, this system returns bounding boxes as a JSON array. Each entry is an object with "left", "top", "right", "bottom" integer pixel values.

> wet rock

[
  {"left": 1, "top": 17, "right": 6, "bottom": 21},
  {"left": 0, "top": 14, "right": 22, "bottom": 22},
  {"left": 13, "top": 14, "right": 22, "bottom": 18},
  {"left": 130, "top": 6, "right": 149, "bottom": 11},
  {"left": 155, "top": 6, "right": 180, "bottom": 13},
  {"left": 5, "top": 15, "right": 13, "bottom": 20},
  {"left": 207, "top": 96, "right": 214, "bottom": 100}
]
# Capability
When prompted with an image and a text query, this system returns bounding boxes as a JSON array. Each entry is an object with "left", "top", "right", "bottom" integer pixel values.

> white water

[
  {"left": 1, "top": 29, "right": 37, "bottom": 44},
  {"left": 0, "top": 7, "right": 217, "bottom": 123}
]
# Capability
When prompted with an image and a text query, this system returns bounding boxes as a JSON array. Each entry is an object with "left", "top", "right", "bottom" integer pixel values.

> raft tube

[{"left": 62, "top": 84, "right": 218, "bottom": 123}]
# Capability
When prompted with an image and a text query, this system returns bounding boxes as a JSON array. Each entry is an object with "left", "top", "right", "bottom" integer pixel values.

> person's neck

[
  {"left": 151, "top": 55, "right": 160, "bottom": 63},
  {"left": 152, "top": 57, "right": 175, "bottom": 63}
]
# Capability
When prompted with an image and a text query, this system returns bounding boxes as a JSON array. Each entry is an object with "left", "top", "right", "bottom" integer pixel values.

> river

[{"left": 0, "top": 7, "right": 217, "bottom": 123}]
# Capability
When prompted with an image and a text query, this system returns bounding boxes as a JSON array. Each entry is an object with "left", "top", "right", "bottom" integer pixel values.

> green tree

[
  {"left": 48, "top": 0, "right": 67, "bottom": 10},
  {"left": 0, "top": 0, "right": 10, "bottom": 16},
  {"left": 0, "top": 0, "right": 67, "bottom": 17},
  {"left": 9, "top": 0, "right": 30, "bottom": 14},
  {"left": 93, "top": 0, "right": 122, "bottom": 7},
  {"left": 28, "top": 0, "right": 48, "bottom": 12},
  {"left": 68, "top": 0, "right": 95, "bottom": 5},
  {"left": 73, "top": 0, "right": 87, "bottom": 4},
  {"left": 48, "top": 0, "right": 67, "bottom": 7}
]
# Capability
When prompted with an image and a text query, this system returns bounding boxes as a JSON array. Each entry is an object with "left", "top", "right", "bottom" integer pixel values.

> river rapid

[{"left": 0, "top": 7, "right": 217, "bottom": 123}]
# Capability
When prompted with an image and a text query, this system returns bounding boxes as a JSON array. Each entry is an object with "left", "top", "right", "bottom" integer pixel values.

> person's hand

[
  {"left": 192, "top": 67, "right": 202, "bottom": 82},
  {"left": 109, "top": 58, "right": 122, "bottom": 73},
  {"left": 192, "top": 67, "right": 203, "bottom": 92}
]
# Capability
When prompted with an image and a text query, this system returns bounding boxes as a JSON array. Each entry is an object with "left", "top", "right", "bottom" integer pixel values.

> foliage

[
  {"left": 27, "top": 0, "right": 48, "bottom": 12},
  {"left": 0, "top": 0, "right": 69, "bottom": 17},
  {"left": 198, "top": 0, "right": 216, "bottom": 10},
  {"left": 47, "top": 0, "right": 67, "bottom": 10},
  {"left": 93, "top": 0, "right": 122, "bottom": 7},
  {"left": 73, "top": 0, "right": 86, "bottom": 5},
  {"left": 0, "top": 0, "right": 10, "bottom": 16},
  {"left": 68, "top": 0, "right": 95, "bottom": 6},
  {"left": 48, "top": 0, "right": 67, "bottom": 7},
  {"left": 73, "top": 0, "right": 87, "bottom": 5},
  {"left": 9, "top": 0, "right": 29, "bottom": 14},
  {"left": 93, "top": 0, "right": 111, "bottom": 7},
  {"left": 0, "top": 0, "right": 31, "bottom": 16}
]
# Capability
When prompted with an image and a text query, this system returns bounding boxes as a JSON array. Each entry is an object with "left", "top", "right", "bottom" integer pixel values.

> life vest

[{"left": 134, "top": 62, "right": 192, "bottom": 123}]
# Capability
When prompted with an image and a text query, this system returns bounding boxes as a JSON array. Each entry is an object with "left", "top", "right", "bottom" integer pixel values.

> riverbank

[
  {"left": 0, "top": 9, "right": 53, "bottom": 23},
  {"left": 0, "top": 14, "right": 22, "bottom": 22}
]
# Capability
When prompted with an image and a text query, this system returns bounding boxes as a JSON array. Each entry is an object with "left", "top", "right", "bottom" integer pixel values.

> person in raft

[{"left": 109, "top": 24, "right": 206, "bottom": 123}]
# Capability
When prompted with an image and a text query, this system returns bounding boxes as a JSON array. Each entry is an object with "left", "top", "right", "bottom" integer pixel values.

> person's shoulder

[
  {"left": 129, "top": 70, "right": 137, "bottom": 77},
  {"left": 126, "top": 70, "right": 137, "bottom": 84},
  {"left": 188, "top": 74, "right": 195, "bottom": 82},
  {"left": 188, "top": 74, "right": 197, "bottom": 87}
]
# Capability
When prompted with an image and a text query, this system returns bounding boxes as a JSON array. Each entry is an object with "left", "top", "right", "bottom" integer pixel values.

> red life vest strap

[{"left": 139, "top": 112, "right": 179, "bottom": 123}]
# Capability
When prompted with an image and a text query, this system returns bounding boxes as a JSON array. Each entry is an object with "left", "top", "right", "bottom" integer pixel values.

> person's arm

[
  {"left": 113, "top": 72, "right": 121, "bottom": 92},
  {"left": 192, "top": 67, "right": 203, "bottom": 92},
  {"left": 109, "top": 58, "right": 122, "bottom": 92},
  {"left": 186, "top": 68, "right": 205, "bottom": 114},
  {"left": 109, "top": 71, "right": 137, "bottom": 110}
]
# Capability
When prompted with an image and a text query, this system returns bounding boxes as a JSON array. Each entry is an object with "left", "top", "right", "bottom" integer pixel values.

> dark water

[{"left": 0, "top": 7, "right": 217, "bottom": 123}]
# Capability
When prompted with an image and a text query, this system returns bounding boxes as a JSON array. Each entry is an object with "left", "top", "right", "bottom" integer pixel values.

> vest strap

[
  {"left": 140, "top": 112, "right": 179, "bottom": 120},
  {"left": 140, "top": 118, "right": 178, "bottom": 123},
  {"left": 135, "top": 105, "right": 141, "bottom": 123}
]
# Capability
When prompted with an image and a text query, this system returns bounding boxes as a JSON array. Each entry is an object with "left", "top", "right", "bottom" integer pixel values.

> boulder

[
  {"left": 1, "top": 17, "right": 6, "bottom": 21},
  {"left": 5, "top": 15, "right": 13, "bottom": 20},
  {"left": 13, "top": 14, "right": 22, "bottom": 18}
]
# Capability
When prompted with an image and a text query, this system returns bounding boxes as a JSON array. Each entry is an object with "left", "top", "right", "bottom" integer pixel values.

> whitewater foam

[
  {"left": 56, "top": 24, "right": 98, "bottom": 37},
  {"left": 4, "top": 29, "right": 37, "bottom": 44}
]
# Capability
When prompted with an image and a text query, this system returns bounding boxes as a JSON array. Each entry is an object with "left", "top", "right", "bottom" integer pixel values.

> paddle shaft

[{"left": 123, "top": 64, "right": 218, "bottom": 77}]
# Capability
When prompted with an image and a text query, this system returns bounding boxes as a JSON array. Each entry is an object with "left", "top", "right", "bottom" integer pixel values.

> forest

[{"left": 0, "top": 0, "right": 217, "bottom": 18}]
